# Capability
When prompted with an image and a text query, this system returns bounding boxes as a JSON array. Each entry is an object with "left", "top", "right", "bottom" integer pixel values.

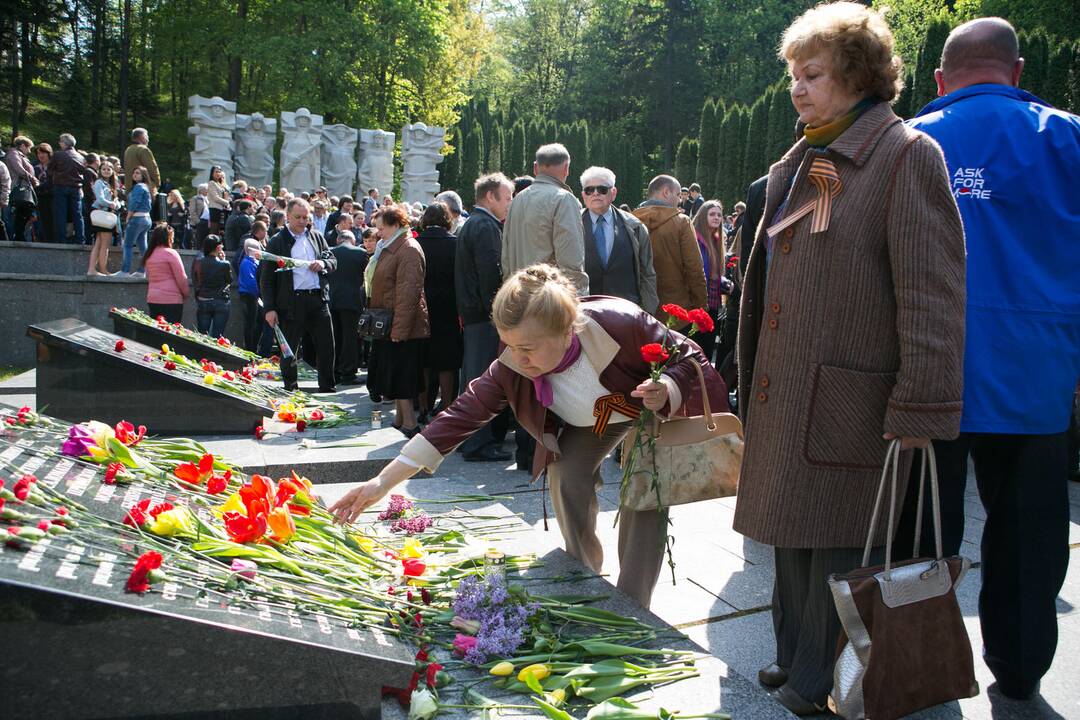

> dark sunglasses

[{"left": 583, "top": 185, "right": 611, "bottom": 195}]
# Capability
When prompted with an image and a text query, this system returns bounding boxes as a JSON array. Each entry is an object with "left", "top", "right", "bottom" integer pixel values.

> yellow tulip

[
  {"left": 401, "top": 538, "right": 425, "bottom": 558},
  {"left": 352, "top": 534, "right": 375, "bottom": 554},
  {"left": 217, "top": 493, "right": 247, "bottom": 517},
  {"left": 86, "top": 444, "right": 111, "bottom": 461},
  {"left": 203, "top": 373, "right": 216, "bottom": 385},
  {"left": 545, "top": 689, "right": 567, "bottom": 706},
  {"left": 517, "top": 664, "right": 551, "bottom": 683},
  {"left": 149, "top": 508, "right": 195, "bottom": 537},
  {"left": 489, "top": 662, "right": 514, "bottom": 677},
  {"left": 161, "top": 343, "right": 170, "bottom": 354},
  {"left": 86, "top": 420, "right": 115, "bottom": 447}
]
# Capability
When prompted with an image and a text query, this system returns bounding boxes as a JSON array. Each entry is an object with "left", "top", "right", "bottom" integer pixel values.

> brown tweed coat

[{"left": 734, "top": 102, "right": 966, "bottom": 548}]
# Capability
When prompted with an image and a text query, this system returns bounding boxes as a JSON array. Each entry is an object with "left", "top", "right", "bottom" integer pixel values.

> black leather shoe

[
  {"left": 463, "top": 446, "right": 512, "bottom": 462},
  {"left": 770, "top": 685, "right": 826, "bottom": 716},
  {"left": 398, "top": 425, "right": 421, "bottom": 439},
  {"left": 314, "top": 386, "right": 337, "bottom": 395},
  {"left": 758, "top": 663, "right": 788, "bottom": 688}
]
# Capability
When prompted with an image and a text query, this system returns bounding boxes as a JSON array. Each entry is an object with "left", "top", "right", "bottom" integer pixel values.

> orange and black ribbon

[
  {"left": 766, "top": 157, "right": 842, "bottom": 238},
  {"left": 592, "top": 393, "right": 641, "bottom": 436}
]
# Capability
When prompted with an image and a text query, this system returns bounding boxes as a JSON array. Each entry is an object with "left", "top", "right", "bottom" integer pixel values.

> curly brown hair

[{"left": 780, "top": 2, "right": 903, "bottom": 103}]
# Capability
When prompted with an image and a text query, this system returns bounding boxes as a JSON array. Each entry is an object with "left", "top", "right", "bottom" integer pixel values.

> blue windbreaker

[{"left": 909, "top": 84, "right": 1080, "bottom": 434}]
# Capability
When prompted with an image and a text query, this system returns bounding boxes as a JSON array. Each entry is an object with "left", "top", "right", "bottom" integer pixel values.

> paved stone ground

[{"left": 4, "top": 366, "right": 1077, "bottom": 718}]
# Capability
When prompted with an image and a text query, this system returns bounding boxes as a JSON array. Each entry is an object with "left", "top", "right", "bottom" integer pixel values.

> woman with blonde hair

[
  {"left": 87, "top": 160, "right": 121, "bottom": 275},
  {"left": 735, "top": 2, "right": 965, "bottom": 712},
  {"left": 330, "top": 264, "right": 729, "bottom": 607},
  {"left": 165, "top": 189, "right": 187, "bottom": 249}
]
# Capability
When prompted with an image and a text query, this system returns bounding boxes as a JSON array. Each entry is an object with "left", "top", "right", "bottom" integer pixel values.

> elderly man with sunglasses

[{"left": 580, "top": 166, "right": 658, "bottom": 314}]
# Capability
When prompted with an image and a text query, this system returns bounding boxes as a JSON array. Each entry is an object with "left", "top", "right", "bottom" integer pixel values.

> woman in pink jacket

[{"left": 143, "top": 222, "right": 190, "bottom": 323}]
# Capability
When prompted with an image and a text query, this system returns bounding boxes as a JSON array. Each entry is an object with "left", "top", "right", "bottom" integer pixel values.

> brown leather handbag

[
  {"left": 828, "top": 440, "right": 979, "bottom": 719},
  {"left": 619, "top": 359, "right": 743, "bottom": 511}
]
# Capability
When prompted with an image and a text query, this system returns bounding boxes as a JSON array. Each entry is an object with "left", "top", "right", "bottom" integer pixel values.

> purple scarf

[{"left": 532, "top": 334, "right": 582, "bottom": 407}]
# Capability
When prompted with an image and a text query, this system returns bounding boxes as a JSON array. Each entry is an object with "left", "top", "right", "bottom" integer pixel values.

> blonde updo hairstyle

[
  {"left": 780, "top": 2, "right": 904, "bottom": 103},
  {"left": 492, "top": 265, "right": 584, "bottom": 337}
]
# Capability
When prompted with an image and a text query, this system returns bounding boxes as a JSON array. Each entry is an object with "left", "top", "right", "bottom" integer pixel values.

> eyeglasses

[{"left": 583, "top": 185, "right": 611, "bottom": 195}]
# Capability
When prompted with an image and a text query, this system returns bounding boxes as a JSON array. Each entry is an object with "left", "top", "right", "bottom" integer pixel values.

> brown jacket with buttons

[
  {"left": 367, "top": 234, "right": 430, "bottom": 342},
  {"left": 632, "top": 204, "right": 707, "bottom": 326},
  {"left": 735, "top": 101, "right": 966, "bottom": 548}
]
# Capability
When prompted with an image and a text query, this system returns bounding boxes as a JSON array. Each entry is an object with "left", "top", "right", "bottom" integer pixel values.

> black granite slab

[
  {"left": 0, "top": 433, "right": 416, "bottom": 719},
  {"left": 111, "top": 308, "right": 252, "bottom": 371},
  {"left": 27, "top": 318, "right": 271, "bottom": 435}
]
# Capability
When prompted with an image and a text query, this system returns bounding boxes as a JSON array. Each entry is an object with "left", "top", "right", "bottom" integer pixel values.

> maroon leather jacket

[{"left": 403, "top": 296, "right": 729, "bottom": 477}]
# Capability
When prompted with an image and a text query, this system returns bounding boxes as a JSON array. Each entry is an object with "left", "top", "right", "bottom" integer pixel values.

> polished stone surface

[
  {"left": 27, "top": 318, "right": 270, "bottom": 434},
  {"left": 0, "top": 430, "right": 415, "bottom": 720},
  {"left": 110, "top": 308, "right": 252, "bottom": 370}
]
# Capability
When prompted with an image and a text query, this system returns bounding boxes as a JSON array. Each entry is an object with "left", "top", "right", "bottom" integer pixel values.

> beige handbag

[{"left": 619, "top": 359, "right": 743, "bottom": 511}]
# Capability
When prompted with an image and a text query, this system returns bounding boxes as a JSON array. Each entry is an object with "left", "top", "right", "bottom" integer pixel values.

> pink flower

[{"left": 452, "top": 633, "right": 478, "bottom": 657}]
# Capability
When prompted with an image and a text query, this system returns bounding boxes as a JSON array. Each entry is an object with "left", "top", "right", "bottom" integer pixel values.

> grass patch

[{"left": 0, "top": 366, "right": 29, "bottom": 382}]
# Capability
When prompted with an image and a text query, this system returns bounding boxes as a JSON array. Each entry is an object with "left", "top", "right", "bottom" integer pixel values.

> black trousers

[
  {"left": 773, "top": 546, "right": 866, "bottom": 704},
  {"left": 279, "top": 293, "right": 336, "bottom": 392},
  {"left": 331, "top": 308, "right": 360, "bottom": 383},
  {"left": 148, "top": 302, "right": 184, "bottom": 325},
  {"left": 239, "top": 293, "right": 263, "bottom": 352},
  {"left": 894, "top": 432, "right": 1070, "bottom": 697},
  {"left": 459, "top": 321, "right": 505, "bottom": 455}
]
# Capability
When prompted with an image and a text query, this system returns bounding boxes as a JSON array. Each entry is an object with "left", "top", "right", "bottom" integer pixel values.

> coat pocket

[{"left": 804, "top": 364, "right": 895, "bottom": 470}]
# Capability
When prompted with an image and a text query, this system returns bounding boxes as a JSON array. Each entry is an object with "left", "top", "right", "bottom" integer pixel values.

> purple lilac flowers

[
  {"left": 452, "top": 574, "right": 540, "bottom": 664},
  {"left": 378, "top": 495, "right": 433, "bottom": 534}
]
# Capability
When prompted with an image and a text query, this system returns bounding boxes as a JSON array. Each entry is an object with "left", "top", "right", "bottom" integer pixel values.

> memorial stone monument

[
  {"left": 320, "top": 124, "right": 359, "bottom": 198},
  {"left": 0, "top": 424, "right": 415, "bottom": 719},
  {"left": 280, "top": 108, "right": 324, "bottom": 194},
  {"left": 356, "top": 129, "right": 395, "bottom": 198},
  {"left": 187, "top": 95, "right": 237, "bottom": 185},
  {"left": 400, "top": 123, "right": 445, "bottom": 205},
  {"left": 234, "top": 112, "right": 277, "bottom": 188}
]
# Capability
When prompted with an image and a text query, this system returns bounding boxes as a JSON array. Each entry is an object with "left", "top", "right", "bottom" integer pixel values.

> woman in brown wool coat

[{"left": 734, "top": 2, "right": 966, "bottom": 713}]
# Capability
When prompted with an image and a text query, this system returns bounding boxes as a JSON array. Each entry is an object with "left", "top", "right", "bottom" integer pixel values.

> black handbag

[
  {"left": 11, "top": 181, "right": 36, "bottom": 210},
  {"left": 357, "top": 308, "right": 393, "bottom": 339}
]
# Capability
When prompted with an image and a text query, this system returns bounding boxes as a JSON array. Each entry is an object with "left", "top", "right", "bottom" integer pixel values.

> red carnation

[
  {"left": 125, "top": 551, "right": 163, "bottom": 593},
  {"left": 295, "top": 420, "right": 307, "bottom": 432},
  {"left": 255, "top": 426, "right": 265, "bottom": 440},
  {"left": 104, "top": 462, "right": 124, "bottom": 485},
  {"left": 13, "top": 475, "right": 36, "bottom": 502},
  {"left": 206, "top": 475, "right": 228, "bottom": 495},
  {"left": 309, "top": 409, "right": 324, "bottom": 421},
  {"left": 148, "top": 502, "right": 174, "bottom": 519},
  {"left": 164, "top": 361, "right": 177, "bottom": 371},
  {"left": 660, "top": 303, "right": 691, "bottom": 323},
  {"left": 124, "top": 498, "right": 152, "bottom": 527},
  {"left": 114, "top": 339, "right": 126, "bottom": 352},
  {"left": 640, "top": 343, "right": 670, "bottom": 365},
  {"left": 688, "top": 308, "right": 715, "bottom": 333}
]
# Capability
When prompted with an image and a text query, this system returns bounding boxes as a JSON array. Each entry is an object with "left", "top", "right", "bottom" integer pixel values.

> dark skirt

[
  {"left": 423, "top": 320, "right": 464, "bottom": 371},
  {"left": 369, "top": 338, "right": 424, "bottom": 400}
]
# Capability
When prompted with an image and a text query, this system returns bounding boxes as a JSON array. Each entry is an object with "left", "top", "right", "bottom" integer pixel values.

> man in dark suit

[
  {"left": 224, "top": 199, "right": 253, "bottom": 255},
  {"left": 455, "top": 172, "right": 515, "bottom": 463},
  {"left": 328, "top": 229, "right": 368, "bottom": 385},
  {"left": 259, "top": 198, "right": 338, "bottom": 393},
  {"left": 579, "top": 165, "right": 658, "bottom": 314}
]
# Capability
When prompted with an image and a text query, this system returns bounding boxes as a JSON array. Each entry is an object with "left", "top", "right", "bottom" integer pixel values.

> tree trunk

[
  {"left": 226, "top": 0, "right": 248, "bottom": 100},
  {"left": 90, "top": 0, "right": 105, "bottom": 146},
  {"left": 118, "top": 0, "right": 132, "bottom": 150}
]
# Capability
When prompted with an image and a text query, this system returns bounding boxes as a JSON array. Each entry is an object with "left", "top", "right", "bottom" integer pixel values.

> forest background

[{"left": 4, "top": 0, "right": 1078, "bottom": 206}]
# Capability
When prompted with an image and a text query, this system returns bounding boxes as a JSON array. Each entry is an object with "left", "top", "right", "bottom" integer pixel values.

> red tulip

[
  {"left": 114, "top": 340, "right": 125, "bottom": 352},
  {"left": 402, "top": 558, "right": 426, "bottom": 577},
  {"left": 223, "top": 511, "right": 267, "bottom": 544},
  {"left": 309, "top": 409, "right": 325, "bottom": 421},
  {"left": 113, "top": 420, "right": 146, "bottom": 446},
  {"left": 295, "top": 420, "right": 307, "bottom": 432},
  {"left": 206, "top": 475, "right": 228, "bottom": 495},
  {"left": 174, "top": 453, "right": 215, "bottom": 485}
]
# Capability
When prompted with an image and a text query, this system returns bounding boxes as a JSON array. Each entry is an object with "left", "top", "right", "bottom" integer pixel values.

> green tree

[
  {"left": 767, "top": 83, "right": 796, "bottom": 168},
  {"left": 1044, "top": 40, "right": 1074, "bottom": 110},
  {"left": 1019, "top": 30, "right": 1050, "bottom": 98},
  {"left": 486, "top": 123, "right": 504, "bottom": 172},
  {"left": 742, "top": 95, "right": 769, "bottom": 189},
  {"left": 622, "top": 136, "right": 645, "bottom": 206},
  {"left": 695, "top": 98, "right": 719, "bottom": 198},
  {"left": 912, "top": 18, "right": 952, "bottom": 113},
  {"left": 440, "top": 125, "right": 463, "bottom": 191},
  {"left": 673, "top": 137, "right": 698, "bottom": 188},
  {"left": 507, "top": 120, "right": 527, "bottom": 177},
  {"left": 894, "top": 67, "right": 916, "bottom": 119},
  {"left": 461, "top": 122, "right": 484, "bottom": 205}
]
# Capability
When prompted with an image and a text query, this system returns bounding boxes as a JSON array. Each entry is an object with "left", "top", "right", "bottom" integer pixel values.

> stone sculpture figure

[
  {"left": 400, "top": 123, "right": 446, "bottom": 205},
  {"left": 188, "top": 95, "right": 237, "bottom": 183},
  {"left": 356, "top": 129, "right": 395, "bottom": 199},
  {"left": 279, "top": 108, "right": 324, "bottom": 194},
  {"left": 320, "top": 124, "right": 359, "bottom": 198},
  {"left": 234, "top": 112, "right": 277, "bottom": 188}
]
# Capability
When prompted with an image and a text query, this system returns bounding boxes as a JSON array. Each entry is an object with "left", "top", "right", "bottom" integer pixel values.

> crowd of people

[{"left": 2, "top": 3, "right": 1077, "bottom": 716}]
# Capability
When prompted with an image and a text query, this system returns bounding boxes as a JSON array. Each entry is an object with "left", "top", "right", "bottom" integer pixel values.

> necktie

[{"left": 595, "top": 215, "right": 608, "bottom": 266}]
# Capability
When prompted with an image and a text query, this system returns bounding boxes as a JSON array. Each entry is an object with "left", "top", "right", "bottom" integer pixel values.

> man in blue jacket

[{"left": 897, "top": 17, "right": 1080, "bottom": 701}]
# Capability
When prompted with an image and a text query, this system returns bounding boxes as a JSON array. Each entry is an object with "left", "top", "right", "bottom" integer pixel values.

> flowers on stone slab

[
  {"left": 451, "top": 574, "right": 540, "bottom": 664},
  {"left": 114, "top": 339, "right": 125, "bottom": 352},
  {"left": 112, "top": 420, "right": 146, "bottom": 446},
  {"left": 174, "top": 453, "right": 215, "bottom": 485},
  {"left": 379, "top": 494, "right": 434, "bottom": 535},
  {"left": 125, "top": 551, "right": 164, "bottom": 593},
  {"left": 149, "top": 506, "right": 196, "bottom": 537}
]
